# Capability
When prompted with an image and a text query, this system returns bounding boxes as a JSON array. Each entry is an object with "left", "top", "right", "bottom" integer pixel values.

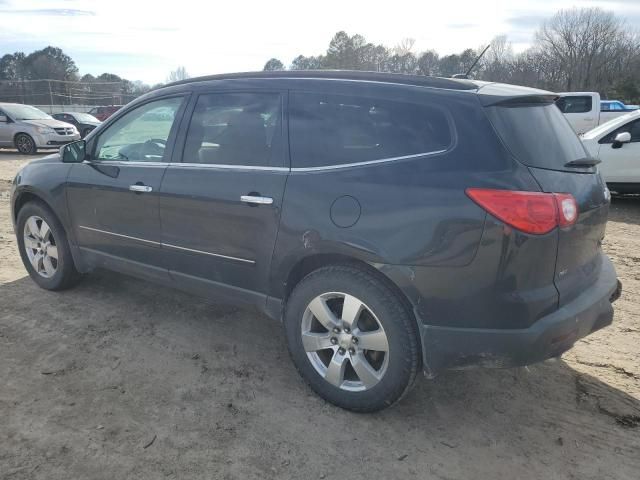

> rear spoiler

[
  {"left": 485, "top": 95, "right": 559, "bottom": 107},
  {"left": 476, "top": 83, "right": 558, "bottom": 107}
]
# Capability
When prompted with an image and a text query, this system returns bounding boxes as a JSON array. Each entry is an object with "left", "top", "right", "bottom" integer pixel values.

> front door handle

[
  {"left": 241, "top": 195, "right": 273, "bottom": 205},
  {"left": 129, "top": 184, "right": 153, "bottom": 193}
]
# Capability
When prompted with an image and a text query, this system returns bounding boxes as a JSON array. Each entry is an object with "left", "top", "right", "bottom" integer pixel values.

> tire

[
  {"left": 15, "top": 133, "right": 37, "bottom": 155},
  {"left": 284, "top": 265, "right": 421, "bottom": 412},
  {"left": 16, "top": 201, "right": 81, "bottom": 291}
]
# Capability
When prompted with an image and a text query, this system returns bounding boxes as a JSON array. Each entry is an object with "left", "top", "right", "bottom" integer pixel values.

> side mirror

[
  {"left": 0, "top": 115, "right": 8, "bottom": 123},
  {"left": 60, "top": 140, "right": 87, "bottom": 163},
  {"left": 612, "top": 131, "right": 631, "bottom": 149}
]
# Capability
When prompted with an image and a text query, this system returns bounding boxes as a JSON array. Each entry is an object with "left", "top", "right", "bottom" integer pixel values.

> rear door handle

[
  {"left": 241, "top": 195, "right": 273, "bottom": 205},
  {"left": 129, "top": 184, "right": 153, "bottom": 193}
]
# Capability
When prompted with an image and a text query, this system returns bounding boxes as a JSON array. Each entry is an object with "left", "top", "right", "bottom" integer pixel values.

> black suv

[{"left": 11, "top": 71, "right": 621, "bottom": 412}]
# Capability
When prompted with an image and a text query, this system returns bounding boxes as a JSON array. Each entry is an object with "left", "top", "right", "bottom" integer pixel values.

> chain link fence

[{"left": 0, "top": 78, "right": 139, "bottom": 109}]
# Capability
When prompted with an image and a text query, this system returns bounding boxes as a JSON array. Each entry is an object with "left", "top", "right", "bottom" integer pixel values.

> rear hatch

[{"left": 485, "top": 98, "right": 610, "bottom": 307}]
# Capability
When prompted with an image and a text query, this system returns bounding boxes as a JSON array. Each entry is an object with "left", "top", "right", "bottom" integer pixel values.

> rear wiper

[{"left": 564, "top": 157, "right": 601, "bottom": 168}]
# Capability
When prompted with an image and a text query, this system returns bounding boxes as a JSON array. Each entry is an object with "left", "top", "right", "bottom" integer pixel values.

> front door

[
  {"left": 159, "top": 91, "right": 288, "bottom": 304},
  {"left": 66, "top": 95, "right": 188, "bottom": 278}
]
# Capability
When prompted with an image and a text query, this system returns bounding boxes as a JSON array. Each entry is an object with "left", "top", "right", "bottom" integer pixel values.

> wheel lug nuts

[
  {"left": 352, "top": 337, "right": 358, "bottom": 344},
  {"left": 348, "top": 348, "right": 355, "bottom": 355},
  {"left": 330, "top": 337, "right": 337, "bottom": 345},
  {"left": 338, "top": 347, "right": 346, "bottom": 355},
  {"left": 344, "top": 327, "right": 351, "bottom": 333},
  {"left": 332, "top": 327, "right": 340, "bottom": 334}
]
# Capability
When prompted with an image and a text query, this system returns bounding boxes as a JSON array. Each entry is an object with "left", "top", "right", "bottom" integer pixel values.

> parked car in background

[
  {"left": 87, "top": 105, "right": 121, "bottom": 122},
  {"left": 0, "top": 103, "right": 80, "bottom": 154},
  {"left": 582, "top": 110, "right": 640, "bottom": 194},
  {"left": 600, "top": 100, "right": 639, "bottom": 112},
  {"left": 556, "top": 92, "right": 634, "bottom": 134},
  {"left": 10, "top": 71, "right": 620, "bottom": 411},
  {"left": 52, "top": 112, "right": 101, "bottom": 138}
]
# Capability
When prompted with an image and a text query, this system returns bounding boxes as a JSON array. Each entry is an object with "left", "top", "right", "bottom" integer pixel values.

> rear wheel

[
  {"left": 16, "top": 201, "right": 81, "bottom": 290},
  {"left": 284, "top": 265, "right": 421, "bottom": 412},
  {"left": 15, "top": 133, "right": 37, "bottom": 155}
]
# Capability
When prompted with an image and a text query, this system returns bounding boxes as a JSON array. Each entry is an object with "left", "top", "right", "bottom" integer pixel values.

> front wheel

[
  {"left": 15, "top": 133, "right": 37, "bottom": 155},
  {"left": 284, "top": 265, "right": 421, "bottom": 412},
  {"left": 16, "top": 201, "right": 81, "bottom": 290}
]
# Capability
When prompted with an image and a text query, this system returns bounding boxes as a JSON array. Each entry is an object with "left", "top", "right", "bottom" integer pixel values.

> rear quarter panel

[{"left": 269, "top": 86, "right": 544, "bottom": 317}]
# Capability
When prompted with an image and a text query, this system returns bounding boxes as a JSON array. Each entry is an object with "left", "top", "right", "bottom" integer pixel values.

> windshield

[
  {"left": 486, "top": 103, "right": 590, "bottom": 171},
  {"left": 2, "top": 104, "right": 52, "bottom": 121},
  {"left": 73, "top": 113, "right": 100, "bottom": 122}
]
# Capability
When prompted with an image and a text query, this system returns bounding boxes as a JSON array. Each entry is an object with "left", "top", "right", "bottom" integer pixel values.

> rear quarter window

[
  {"left": 486, "top": 103, "right": 589, "bottom": 171},
  {"left": 289, "top": 91, "right": 453, "bottom": 168}
]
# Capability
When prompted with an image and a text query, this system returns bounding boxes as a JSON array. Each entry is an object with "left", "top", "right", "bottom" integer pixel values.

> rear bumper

[{"left": 421, "top": 254, "right": 621, "bottom": 375}]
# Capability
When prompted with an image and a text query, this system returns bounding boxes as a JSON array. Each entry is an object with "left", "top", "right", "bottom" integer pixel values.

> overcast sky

[{"left": 1, "top": 0, "right": 638, "bottom": 84}]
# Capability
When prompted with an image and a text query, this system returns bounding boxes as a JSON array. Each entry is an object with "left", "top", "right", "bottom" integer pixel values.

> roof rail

[{"left": 165, "top": 70, "right": 479, "bottom": 91}]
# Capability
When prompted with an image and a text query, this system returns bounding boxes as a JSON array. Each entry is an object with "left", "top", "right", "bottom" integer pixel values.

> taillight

[
  {"left": 465, "top": 188, "right": 578, "bottom": 235},
  {"left": 554, "top": 193, "right": 578, "bottom": 227}
]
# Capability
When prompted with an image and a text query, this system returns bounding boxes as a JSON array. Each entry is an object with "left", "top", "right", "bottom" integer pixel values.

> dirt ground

[{"left": 0, "top": 148, "right": 638, "bottom": 480}]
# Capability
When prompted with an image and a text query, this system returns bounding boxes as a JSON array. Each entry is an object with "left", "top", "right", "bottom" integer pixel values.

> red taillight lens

[{"left": 465, "top": 188, "right": 578, "bottom": 235}]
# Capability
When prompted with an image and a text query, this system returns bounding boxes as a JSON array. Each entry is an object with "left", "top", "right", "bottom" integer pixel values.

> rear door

[
  {"left": 159, "top": 90, "right": 288, "bottom": 302},
  {"left": 486, "top": 101, "right": 610, "bottom": 306}
]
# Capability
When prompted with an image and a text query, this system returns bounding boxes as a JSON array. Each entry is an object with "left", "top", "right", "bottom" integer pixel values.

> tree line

[
  {"left": 263, "top": 8, "right": 640, "bottom": 102},
  {"left": 0, "top": 48, "right": 191, "bottom": 106}
]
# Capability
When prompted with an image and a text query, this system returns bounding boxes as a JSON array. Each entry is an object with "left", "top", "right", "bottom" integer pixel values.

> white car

[{"left": 581, "top": 110, "right": 640, "bottom": 194}]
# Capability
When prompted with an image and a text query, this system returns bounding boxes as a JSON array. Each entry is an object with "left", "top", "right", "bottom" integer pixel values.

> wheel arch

[
  {"left": 13, "top": 131, "right": 35, "bottom": 143},
  {"left": 279, "top": 253, "right": 422, "bottom": 359},
  {"left": 13, "top": 190, "right": 50, "bottom": 223}
]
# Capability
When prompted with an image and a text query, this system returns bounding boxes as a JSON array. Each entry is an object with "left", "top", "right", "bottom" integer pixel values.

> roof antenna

[{"left": 452, "top": 43, "right": 491, "bottom": 79}]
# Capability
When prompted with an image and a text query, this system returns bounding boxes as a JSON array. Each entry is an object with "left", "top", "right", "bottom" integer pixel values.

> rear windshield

[{"left": 485, "top": 103, "right": 589, "bottom": 171}]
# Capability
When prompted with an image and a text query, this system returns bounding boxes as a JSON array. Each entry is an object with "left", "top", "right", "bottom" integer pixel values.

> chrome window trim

[
  {"left": 82, "top": 160, "right": 167, "bottom": 167},
  {"left": 289, "top": 149, "right": 448, "bottom": 172},
  {"left": 167, "top": 162, "right": 289, "bottom": 172},
  {"left": 78, "top": 225, "right": 255, "bottom": 264},
  {"left": 84, "top": 151, "right": 447, "bottom": 172}
]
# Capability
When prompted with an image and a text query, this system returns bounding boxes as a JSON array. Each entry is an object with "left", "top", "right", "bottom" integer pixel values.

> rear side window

[
  {"left": 486, "top": 103, "right": 589, "bottom": 171},
  {"left": 289, "top": 91, "right": 452, "bottom": 168},
  {"left": 555, "top": 96, "right": 592, "bottom": 114},
  {"left": 182, "top": 92, "right": 282, "bottom": 167}
]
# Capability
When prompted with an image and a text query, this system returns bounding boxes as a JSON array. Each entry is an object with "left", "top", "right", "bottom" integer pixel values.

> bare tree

[
  {"left": 393, "top": 38, "right": 416, "bottom": 56},
  {"left": 167, "top": 66, "right": 189, "bottom": 83},
  {"left": 535, "top": 8, "right": 634, "bottom": 91}
]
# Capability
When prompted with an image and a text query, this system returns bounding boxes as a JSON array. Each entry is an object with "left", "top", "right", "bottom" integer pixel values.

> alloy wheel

[
  {"left": 301, "top": 292, "right": 389, "bottom": 392},
  {"left": 16, "top": 135, "right": 35, "bottom": 154},
  {"left": 23, "top": 216, "right": 58, "bottom": 278}
]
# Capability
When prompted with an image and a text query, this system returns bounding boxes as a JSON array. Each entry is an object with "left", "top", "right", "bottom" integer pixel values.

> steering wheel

[{"left": 142, "top": 138, "right": 167, "bottom": 156}]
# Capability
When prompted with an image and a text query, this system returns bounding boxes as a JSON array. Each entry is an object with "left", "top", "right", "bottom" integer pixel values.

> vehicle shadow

[
  {"left": 610, "top": 195, "right": 640, "bottom": 226},
  {"left": 0, "top": 271, "right": 638, "bottom": 479}
]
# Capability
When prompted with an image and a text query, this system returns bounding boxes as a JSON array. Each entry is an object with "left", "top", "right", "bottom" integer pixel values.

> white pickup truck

[{"left": 555, "top": 92, "right": 638, "bottom": 134}]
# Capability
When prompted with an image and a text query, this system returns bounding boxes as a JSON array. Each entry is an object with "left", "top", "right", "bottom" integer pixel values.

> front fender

[{"left": 11, "top": 159, "right": 76, "bottom": 245}]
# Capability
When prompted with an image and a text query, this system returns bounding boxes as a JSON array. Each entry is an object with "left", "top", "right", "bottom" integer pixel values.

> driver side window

[{"left": 94, "top": 96, "right": 184, "bottom": 162}]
